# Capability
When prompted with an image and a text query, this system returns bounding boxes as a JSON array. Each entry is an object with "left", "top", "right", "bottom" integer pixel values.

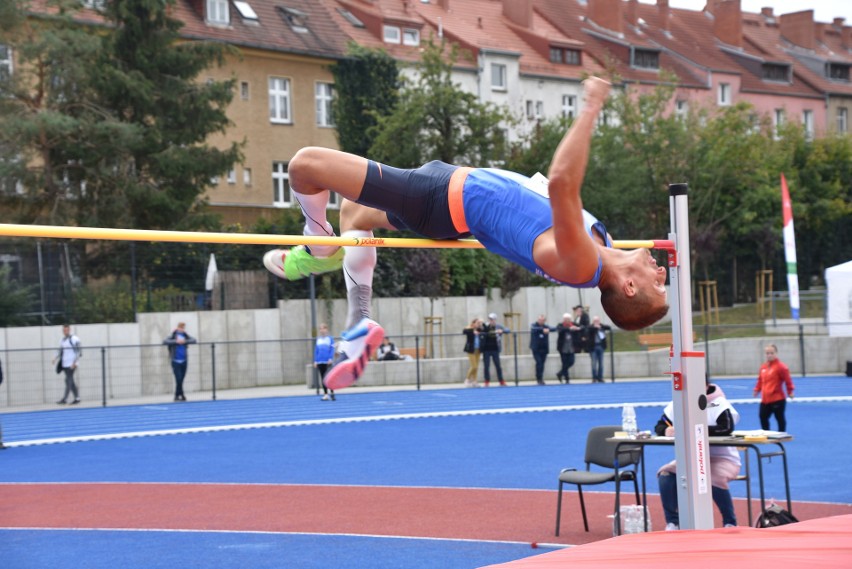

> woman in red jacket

[{"left": 753, "top": 344, "right": 795, "bottom": 432}]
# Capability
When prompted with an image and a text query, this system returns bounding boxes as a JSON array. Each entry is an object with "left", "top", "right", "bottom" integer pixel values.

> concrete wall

[{"left": 1, "top": 289, "right": 848, "bottom": 408}]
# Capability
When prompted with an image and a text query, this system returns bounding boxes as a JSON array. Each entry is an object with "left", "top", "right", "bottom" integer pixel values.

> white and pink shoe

[{"left": 324, "top": 318, "right": 384, "bottom": 390}]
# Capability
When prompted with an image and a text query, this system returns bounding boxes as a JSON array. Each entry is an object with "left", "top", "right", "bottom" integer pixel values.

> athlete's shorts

[{"left": 356, "top": 160, "right": 472, "bottom": 240}]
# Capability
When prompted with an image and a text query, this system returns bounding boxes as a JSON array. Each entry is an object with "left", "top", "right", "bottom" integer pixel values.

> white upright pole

[{"left": 668, "top": 183, "right": 713, "bottom": 529}]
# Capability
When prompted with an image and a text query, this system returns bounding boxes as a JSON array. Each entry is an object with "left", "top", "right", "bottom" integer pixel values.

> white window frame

[
  {"left": 675, "top": 99, "right": 688, "bottom": 119},
  {"left": 402, "top": 28, "right": 420, "bottom": 46},
  {"left": 227, "top": 169, "right": 236, "bottom": 184},
  {"left": 272, "top": 161, "right": 291, "bottom": 206},
  {"left": 802, "top": 109, "right": 814, "bottom": 139},
  {"left": 718, "top": 83, "right": 731, "bottom": 106},
  {"left": 383, "top": 25, "right": 401, "bottom": 44},
  {"left": 315, "top": 82, "right": 334, "bottom": 127},
  {"left": 206, "top": 0, "right": 229, "bottom": 25},
  {"left": 562, "top": 94, "right": 576, "bottom": 119},
  {"left": 491, "top": 63, "right": 507, "bottom": 91},
  {"left": 243, "top": 168, "right": 252, "bottom": 186},
  {"left": 269, "top": 77, "right": 292, "bottom": 124},
  {"left": 525, "top": 100, "right": 534, "bottom": 119},
  {"left": 535, "top": 101, "right": 544, "bottom": 119},
  {"left": 240, "top": 81, "right": 250, "bottom": 100},
  {"left": 838, "top": 107, "right": 848, "bottom": 133}
]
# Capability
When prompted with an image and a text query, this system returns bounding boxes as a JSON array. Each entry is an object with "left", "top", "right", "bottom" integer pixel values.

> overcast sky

[{"left": 652, "top": 1, "right": 852, "bottom": 23}]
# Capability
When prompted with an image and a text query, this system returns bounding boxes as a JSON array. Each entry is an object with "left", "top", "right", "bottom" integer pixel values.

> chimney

[
  {"left": 626, "top": 0, "right": 638, "bottom": 27},
  {"left": 588, "top": 0, "right": 623, "bottom": 34},
  {"left": 713, "top": 0, "right": 742, "bottom": 48},
  {"left": 843, "top": 26, "right": 852, "bottom": 50},
  {"left": 833, "top": 18, "right": 846, "bottom": 29},
  {"left": 436, "top": 0, "right": 449, "bottom": 10},
  {"left": 503, "top": 0, "right": 532, "bottom": 29},
  {"left": 779, "top": 10, "right": 815, "bottom": 50},
  {"left": 658, "top": 0, "right": 670, "bottom": 32}
]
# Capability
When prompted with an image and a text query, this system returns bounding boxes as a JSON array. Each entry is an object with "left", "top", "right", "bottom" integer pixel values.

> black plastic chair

[{"left": 555, "top": 425, "right": 641, "bottom": 535}]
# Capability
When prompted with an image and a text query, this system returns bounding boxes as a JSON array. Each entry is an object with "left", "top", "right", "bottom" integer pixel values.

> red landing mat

[{"left": 483, "top": 514, "right": 852, "bottom": 569}]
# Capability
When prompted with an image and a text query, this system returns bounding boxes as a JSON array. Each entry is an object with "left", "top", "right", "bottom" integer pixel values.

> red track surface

[{"left": 3, "top": 483, "right": 851, "bottom": 545}]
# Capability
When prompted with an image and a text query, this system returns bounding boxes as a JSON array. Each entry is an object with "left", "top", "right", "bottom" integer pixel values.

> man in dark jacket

[
  {"left": 481, "top": 313, "right": 509, "bottom": 387},
  {"left": 529, "top": 314, "right": 552, "bottom": 385},
  {"left": 571, "top": 305, "right": 590, "bottom": 354},
  {"left": 586, "top": 315, "right": 611, "bottom": 382},
  {"left": 555, "top": 313, "right": 579, "bottom": 383},
  {"left": 163, "top": 322, "right": 197, "bottom": 401}
]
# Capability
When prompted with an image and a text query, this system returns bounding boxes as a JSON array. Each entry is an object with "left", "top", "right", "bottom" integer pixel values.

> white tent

[{"left": 826, "top": 260, "right": 852, "bottom": 337}]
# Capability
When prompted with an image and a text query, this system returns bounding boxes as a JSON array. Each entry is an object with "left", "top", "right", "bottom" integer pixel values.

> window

[
  {"left": 549, "top": 47, "right": 562, "bottom": 64},
  {"left": 802, "top": 110, "right": 814, "bottom": 140},
  {"left": 773, "top": 108, "right": 785, "bottom": 137},
  {"left": 337, "top": 8, "right": 365, "bottom": 27},
  {"left": 632, "top": 49, "right": 659, "bottom": 69},
  {"left": 549, "top": 47, "right": 581, "bottom": 65},
  {"left": 268, "top": 77, "right": 291, "bottom": 123},
  {"left": 564, "top": 49, "right": 581, "bottom": 65},
  {"left": 315, "top": 82, "right": 334, "bottom": 127},
  {"left": 491, "top": 63, "right": 507, "bottom": 91},
  {"left": 0, "top": 45, "right": 11, "bottom": 81},
  {"left": 838, "top": 107, "right": 848, "bottom": 134},
  {"left": 243, "top": 168, "right": 252, "bottom": 186},
  {"left": 675, "top": 99, "right": 688, "bottom": 119},
  {"left": 383, "top": 25, "right": 401, "bottom": 44},
  {"left": 525, "top": 100, "right": 534, "bottom": 119},
  {"left": 240, "top": 81, "right": 249, "bottom": 100},
  {"left": 562, "top": 95, "right": 577, "bottom": 119},
  {"left": 272, "top": 161, "right": 291, "bottom": 206},
  {"left": 279, "top": 7, "right": 308, "bottom": 33},
  {"left": 233, "top": 0, "right": 258, "bottom": 21},
  {"left": 206, "top": 0, "right": 229, "bottom": 24},
  {"left": 402, "top": 28, "right": 420, "bottom": 46},
  {"left": 762, "top": 63, "right": 789, "bottom": 82},
  {"left": 718, "top": 83, "right": 731, "bottom": 106},
  {"left": 535, "top": 101, "right": 544, "bottom": 119},
  {"left": 227, "top": 169, "right": 236, "bottom": 184},
  {"left": 826, "top": 63, "right": 850, "bottom": 82}
]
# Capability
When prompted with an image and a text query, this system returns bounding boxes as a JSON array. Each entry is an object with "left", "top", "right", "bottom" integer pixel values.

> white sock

[
  {"left": 293, "top": 189, "right": 337, "bottom": 257},
  {"left": 342, "top": 230, "right": 376, "bottom": 328}
]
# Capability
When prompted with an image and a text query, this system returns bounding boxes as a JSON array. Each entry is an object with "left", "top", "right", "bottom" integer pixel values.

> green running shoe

[{"left": 263, "top": 245, "right": 344, "bottom": 280}]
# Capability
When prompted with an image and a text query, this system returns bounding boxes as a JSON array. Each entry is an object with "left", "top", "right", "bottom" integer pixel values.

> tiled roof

[{"left": 173, "top": 0, "right": 350, "bottom": 58}]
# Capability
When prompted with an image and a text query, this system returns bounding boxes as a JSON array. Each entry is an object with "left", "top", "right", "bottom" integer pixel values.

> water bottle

[{"left": 622, "top": 404, "right": 638, "bottom": 439}]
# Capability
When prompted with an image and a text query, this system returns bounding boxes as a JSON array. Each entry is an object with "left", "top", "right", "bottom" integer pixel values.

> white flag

[{"left": 205, "top": 253, "right": 218, "bottom": 291}]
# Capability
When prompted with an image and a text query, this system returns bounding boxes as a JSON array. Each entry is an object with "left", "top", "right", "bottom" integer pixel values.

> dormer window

[
  {"left": 827, "top": 62, "right": 850, "bottom": 82},
  {"left": 207, "top": 0, "right": 229, "bottom": 25},
  {"left": 549, "top": 47, "right": 581, "bottom": 65},
  {"left": 632, "top": 48, "right": 659, "bottom": 70},
  {"left": 279, "top": 7, "right": 309, "bottom": 33},
  {"left": 762, "top": 63, "right": 789, "bottom": 82}
]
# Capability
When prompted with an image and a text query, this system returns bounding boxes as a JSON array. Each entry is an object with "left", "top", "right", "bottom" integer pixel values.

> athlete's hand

[{"left": 582, "top": 76, "right": 611, "bottom": 112}]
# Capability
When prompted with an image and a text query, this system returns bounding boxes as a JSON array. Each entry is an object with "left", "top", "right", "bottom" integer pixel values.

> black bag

[
  {"left": 755, "top": 504, "right": 798, "bottom": 528},
  {"left": 56, "top": 359, "right": 63, "bottom": 375}
]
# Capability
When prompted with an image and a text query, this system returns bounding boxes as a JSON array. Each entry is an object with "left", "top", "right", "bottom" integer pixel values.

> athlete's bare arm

[{"left": 532, "top": 77, "right": 611, "bottom": 284}]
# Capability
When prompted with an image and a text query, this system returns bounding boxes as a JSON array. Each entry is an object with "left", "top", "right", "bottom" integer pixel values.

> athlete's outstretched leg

[{"left": 263, "top": 147, "right": 370, "bottom": 280}]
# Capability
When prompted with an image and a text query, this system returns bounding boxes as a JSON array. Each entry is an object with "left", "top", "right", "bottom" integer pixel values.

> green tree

[
  {"left": 368, "top": 38, "right": 511, "bottom": 167},
  {"left": 330, "top": 44, "right": 400, "bottom": 157}
]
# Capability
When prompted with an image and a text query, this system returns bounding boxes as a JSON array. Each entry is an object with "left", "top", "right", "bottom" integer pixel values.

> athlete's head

[{"left": 599, "top": 249, "right": 668, "bottom": 330}]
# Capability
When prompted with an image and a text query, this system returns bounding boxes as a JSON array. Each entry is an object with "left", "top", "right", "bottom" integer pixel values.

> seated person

[
  {"left": 656, "top": 382, "right": 741, "bottom": 530},
  {"left": 376, "top": 337, "right": 401, "bottom": 361}
]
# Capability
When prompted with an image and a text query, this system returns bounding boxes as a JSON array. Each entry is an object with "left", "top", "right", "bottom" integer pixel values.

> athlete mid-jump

[{"left": 264, "top": 77, "right": 668, "bottom": 390}]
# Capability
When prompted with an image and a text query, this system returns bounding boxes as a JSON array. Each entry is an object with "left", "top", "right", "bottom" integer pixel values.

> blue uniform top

[
  {"left": 462, "top": 168, "right": 612, "bottom": 287},
  {"left": 314, "top": 335, "right": 335, "bottom": 363}
]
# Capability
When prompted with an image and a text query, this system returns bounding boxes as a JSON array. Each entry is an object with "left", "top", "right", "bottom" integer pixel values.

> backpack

[{"left": 755, "top": 504, "right": 798, "bottom": 528}]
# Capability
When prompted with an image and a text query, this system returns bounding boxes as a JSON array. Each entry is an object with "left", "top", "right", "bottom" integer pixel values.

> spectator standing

[
  {"left": 53, "top": 324, "right": 82, "bottom": 405},
  {"left": 481, "top": 313, "right": 509, "bottom": 387},
  {"left": 657, "top": 383, "right": 741, "bottom": 529},
  {"left": 163, "top": 322, "right": 196, "bottom": 402},
  {"left": 529, "top": 314, "right": 552, "bottom": 385},
  {"left": 462, "top": 318, "right": 483, "bottom": 387},
  {"left": 314, "top": 323, "right": 335, "bottom": 401},
  {"left": 587, "top": 316, "right": 611, "bottom": 383},
  {"left": 571, "top": 305, "right": 590, "bottom": 354},
  {"left": 753, "top": 344, "right": 795, "bottom": 431},
  {"left": 555, "top": 313, "right": 578, "bottom": 383}
]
